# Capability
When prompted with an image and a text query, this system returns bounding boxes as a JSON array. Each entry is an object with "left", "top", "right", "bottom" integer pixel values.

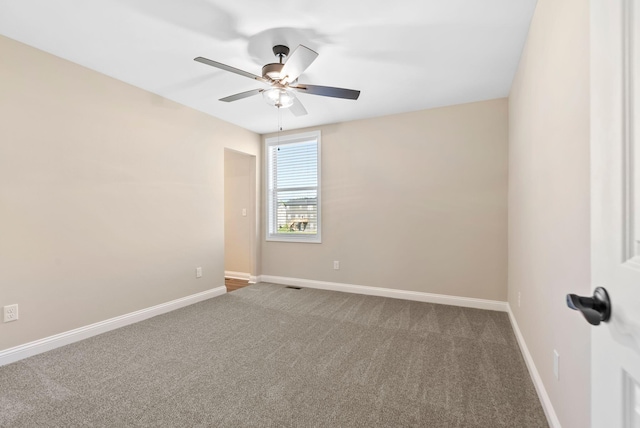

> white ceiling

[{"left": 0, "top": 0, "right": 537, "bottom": 134}]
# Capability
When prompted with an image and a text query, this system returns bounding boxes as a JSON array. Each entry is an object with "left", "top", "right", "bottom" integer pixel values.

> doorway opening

[{"left": 224, "top": 149, "right": 257, "bottom": 293}]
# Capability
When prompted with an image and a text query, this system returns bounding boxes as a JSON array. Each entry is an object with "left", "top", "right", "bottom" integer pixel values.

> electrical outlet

[
  {"left": 4, "top": 304, "right": 18, "bottom": 322},
  {"left": 196, "top": 267, "right": 202, "bottom": 278},
  {"left": 553, "top": 350, "right": 559, "bottom": 380},
  {"left": 518, "top": 292, "right": 521, "bottom": 308},
  {"left": 242, "top": 208, "right": 247, "bottom": 217},
  {"left": 333, "top": 261, "right": 340, "bottom": 270}
]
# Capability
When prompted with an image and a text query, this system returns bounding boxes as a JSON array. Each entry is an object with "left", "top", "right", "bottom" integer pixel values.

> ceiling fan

[{"left": 194, "top": 45, "right": 360, "bottom": 116}]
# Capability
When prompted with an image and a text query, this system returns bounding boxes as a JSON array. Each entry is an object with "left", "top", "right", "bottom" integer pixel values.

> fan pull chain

[{"left": 277, "top": 106, "right": 283, "bottom": 144}]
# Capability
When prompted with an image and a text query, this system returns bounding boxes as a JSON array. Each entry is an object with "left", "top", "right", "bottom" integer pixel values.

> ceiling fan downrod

[{"left": 272, "top": 45, "right": 290, "bottom": 64}]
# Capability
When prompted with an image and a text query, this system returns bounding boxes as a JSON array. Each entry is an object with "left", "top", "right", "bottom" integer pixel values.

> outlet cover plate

[{"left": 4, "top": 304, "right": 18, "bottom": 322}]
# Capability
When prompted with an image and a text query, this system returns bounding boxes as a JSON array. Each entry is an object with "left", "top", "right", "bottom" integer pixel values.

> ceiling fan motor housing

[
  {"left": 262, "top": 63, "right": 285, "bottom": 80},
  {"left": 263, "top": 45, "right": 291, "bottom": 80}
]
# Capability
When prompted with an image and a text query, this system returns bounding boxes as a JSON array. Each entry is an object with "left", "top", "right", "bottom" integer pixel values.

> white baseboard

[
  {"left": 507, "top": 304, "right": 561, "bottom": 428},
  {"left": 225, "top": 270, "right": 251, "bottom": 281},
  {"left": 0, "top": 286, "right": 227, "bottom": 367},
  {"left": 259, "top": 275, "right": 507, "bottom": 312},
  {"left": 225, "top": 271, "right": 257, "bottom": 284}
]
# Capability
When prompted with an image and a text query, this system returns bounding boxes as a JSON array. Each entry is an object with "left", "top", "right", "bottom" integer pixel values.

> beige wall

[
  {"left": 262, "top": 99, "right": 508, "bottom": 301},
  {"left": 508, "top": 0, "right": 591, "bottom": 427},
  {"left": 224, "top": 150, "right": 256, "bottom": 276},
  {"left": 0, "top": 36, "right": 260, "bottom": 352}
]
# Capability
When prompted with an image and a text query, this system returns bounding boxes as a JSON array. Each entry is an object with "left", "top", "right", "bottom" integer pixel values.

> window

[{"left": 266, "top": 130, "right": 321, "bottom": 243}]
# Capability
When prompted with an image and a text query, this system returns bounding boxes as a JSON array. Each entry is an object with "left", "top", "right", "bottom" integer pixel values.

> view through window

[{"left": 266, "top": 131, "right": 321, "bottom": 243}]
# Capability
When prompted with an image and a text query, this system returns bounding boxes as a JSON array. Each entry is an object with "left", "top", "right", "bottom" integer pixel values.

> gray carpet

[{"left": 0, "top": 283, "right": 548, "bottom": 427}]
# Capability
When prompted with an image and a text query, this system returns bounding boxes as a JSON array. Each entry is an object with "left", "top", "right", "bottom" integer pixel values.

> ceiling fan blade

[
  {"left": 194, "top": 57, "right": 269, "bottom": 83},
  {"left": 280, "top": 45, "right": 318, "bottom": 84},
  {"left": 219, "top": 88, "right": 264, "bottom": 102},
  {"left": 289, "top": 96, "right": 308, "bottom": 117},
  {"left": 291, "top": 84, "right": 360, "bottom": 100}
]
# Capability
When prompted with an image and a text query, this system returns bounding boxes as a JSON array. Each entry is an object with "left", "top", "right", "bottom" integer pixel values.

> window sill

[{"left": 266, "top": 235, "right": 322, "bottom": 244}]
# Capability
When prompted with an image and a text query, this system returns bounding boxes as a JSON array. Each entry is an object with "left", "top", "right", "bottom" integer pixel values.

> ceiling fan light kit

[
  {"left": 194, "top": 44, "right": 360, "bottom": 116},
  {"left": 263, "top": 88, "right": 295, "bottom": 108}
]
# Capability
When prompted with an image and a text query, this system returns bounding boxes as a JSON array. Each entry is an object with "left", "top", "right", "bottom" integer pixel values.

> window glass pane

[{"left": 275, "top": 189, "right": 317, "bottom": 234}]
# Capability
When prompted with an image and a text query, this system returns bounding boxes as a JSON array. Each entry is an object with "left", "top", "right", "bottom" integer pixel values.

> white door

[{"left": 591, "top": 1, "right": 640, "bottom": 427}]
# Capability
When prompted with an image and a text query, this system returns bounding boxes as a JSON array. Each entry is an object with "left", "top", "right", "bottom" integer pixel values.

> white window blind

[{"left": 266, "top": 130, "right": 321, "bottom": 243}]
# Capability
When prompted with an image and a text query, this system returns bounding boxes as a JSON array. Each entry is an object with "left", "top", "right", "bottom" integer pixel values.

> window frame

[{"left": 265, "top": 130, "right": 322, "bottom": 243}]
